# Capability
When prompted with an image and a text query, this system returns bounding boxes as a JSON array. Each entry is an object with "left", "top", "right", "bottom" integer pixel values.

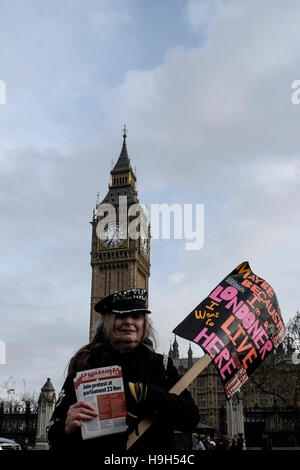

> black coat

[{"left": 47, "top": 343, "right": 199, "bottom": 452}]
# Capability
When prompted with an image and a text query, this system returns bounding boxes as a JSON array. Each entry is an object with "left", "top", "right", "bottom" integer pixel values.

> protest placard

[
  {"left": 127, "top": 262, "right": 286, "bottom": 448},
  {"left": 173, "top": 261, "right": 286, "bottom": 398}
]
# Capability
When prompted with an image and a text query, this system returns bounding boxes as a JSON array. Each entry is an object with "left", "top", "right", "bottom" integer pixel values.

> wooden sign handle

[{"left": 126, "top": 353, "right": 212, "bottom": 449}]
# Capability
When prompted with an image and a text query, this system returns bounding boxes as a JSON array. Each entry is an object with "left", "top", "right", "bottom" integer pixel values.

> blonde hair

[
  {"left": 98, "top": 313, "right": 156, "bottom": 347},
  {"left": 68, "top": 313, "right": 156, "bottom": 375}
]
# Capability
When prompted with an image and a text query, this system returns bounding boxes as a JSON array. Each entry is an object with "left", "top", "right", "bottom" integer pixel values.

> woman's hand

[{"left": 65, "top": 401, "right": 98, "bottom": 435}]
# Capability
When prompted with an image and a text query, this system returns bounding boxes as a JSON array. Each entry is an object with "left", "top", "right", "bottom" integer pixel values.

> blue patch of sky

[
  {"left": 0, "top": 0, "right": 204, "bottom": 149},
  {"left": 119, "top": 0, "right": 200, "bottom": 77}
]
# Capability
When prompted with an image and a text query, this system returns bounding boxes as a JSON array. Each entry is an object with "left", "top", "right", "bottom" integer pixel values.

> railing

[
  {"left": 244, "top": 406, "right": 300, "bottom": 447},
  {"left": 0, "top": 407, "right": 38, "bottom": 449}
]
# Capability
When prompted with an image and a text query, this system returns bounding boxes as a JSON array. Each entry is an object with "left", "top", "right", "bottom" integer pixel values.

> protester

[
  {"left": 228, "top": 437, "right": 238, "bottom": 451},
  {"left": 47, "top": 289, "right": 199, "bottom": 451},
  {"left": 217, "top": 434, "right": 229, "bottom": 451},
  {"left": 204, "top": 434, "right": 216, "bottom": 450},
  {"left": 22, "top": 436, "right": 30, "bottom": 450},
  {"left": 192, "top": 433, "right": 198, "bottom": 450},
  {"left": 195, "top": 435, "right": 206, "bottom": 450},
  {"left": 192, "top": 433, "right": 206, "bottom": 450}
]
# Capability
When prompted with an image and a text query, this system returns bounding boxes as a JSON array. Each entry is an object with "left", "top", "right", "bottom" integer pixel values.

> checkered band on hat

[
  {"left": 112, "top": 288, "right": 148, "bottom": 304},
  {"left": 94, "top": 288, "right": 151, "bottom": 315}
]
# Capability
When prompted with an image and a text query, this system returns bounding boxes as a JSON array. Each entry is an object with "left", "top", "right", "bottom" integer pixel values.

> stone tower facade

[
  {"left": 89, "top": 129, "right": 150, "bottom": 339},
  {"left": 226, "top": 392, "right": 245, "bottom": 439},
  {"left": 35, "top": 378, "right": 56, "bottom": 450}
]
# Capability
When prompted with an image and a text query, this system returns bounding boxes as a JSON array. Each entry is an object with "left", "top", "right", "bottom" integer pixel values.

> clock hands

[
  {"left": 101, "top": 224, "right": 148, "bottom": 252},
  {"left": 101, "top": 224, "right": 126, "bottom": 249}
]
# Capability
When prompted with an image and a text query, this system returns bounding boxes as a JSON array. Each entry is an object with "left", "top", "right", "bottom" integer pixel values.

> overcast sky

[{"left": 1, "top": 0, "right": 300, "bottom": 399}]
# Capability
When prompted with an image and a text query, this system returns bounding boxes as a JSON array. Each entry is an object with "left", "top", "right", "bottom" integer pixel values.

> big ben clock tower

[{"left": 89, "top": 127, "right": 150, "bottom": 339}]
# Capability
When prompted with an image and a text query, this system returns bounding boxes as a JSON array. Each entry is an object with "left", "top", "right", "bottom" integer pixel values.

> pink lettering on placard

[
  {"left": 209, "top": 285, "right": 238, "bottom": 302},
  {"left": 220, "top": 286, "right": 238, "bottom": 301},
  {"left": 225, "top": 296, "right": 244, "bottom": 313},
  {"left": 214, "top": 348, "right": 231, "bottom": 368},
  {"left": 259, "top": 339, "right": 273, "bottom": 360},
  {"left": 235, "top": 303, "right": 249, "bottom": 320},
  {"left": 194, "top": 327, "right": 215, "bottom": 347},
  {"left": 220, "top": 358, "right": 237, "bottom": 380},
  {"left": 253, "top": 328, "right": 269, "bottom": 348},
  {"left": 205, "top": 335, "right": 225, "bottom": 358},
  {"left": 247, "top": 319, "right": 264, "bottom": 339},
  {"left": 241, "top": 312, "right": 256, "bottom": 329},
  {"left": 209, "top": 286, "right": 223, "bottom": 302}
]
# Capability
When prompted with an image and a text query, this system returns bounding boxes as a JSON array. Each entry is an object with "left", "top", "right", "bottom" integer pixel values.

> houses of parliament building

[
  {"left": 90, "top": 130, "right": 300, "bottom": 448},
  {"left": 168, "top": 335, "right": 300, "bottom": 446}
]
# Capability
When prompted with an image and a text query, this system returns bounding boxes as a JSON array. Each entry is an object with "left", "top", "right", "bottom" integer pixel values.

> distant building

[
  {"left": 0, "top": 378, "right": 56, "bottom": 449},
  {"left": 35, "top": 378, "right": 56, "bottom": 450},
  {"left": 168, "top": 336, "right": 300, "bottom": 446},
  {"left": 169, "top": 337, "right": 227, "bottom": 433}
]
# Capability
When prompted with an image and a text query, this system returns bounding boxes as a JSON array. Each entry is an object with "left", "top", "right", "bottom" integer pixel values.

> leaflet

[{"left": 73, "top": 365, "right": 127, "bottom": 440}]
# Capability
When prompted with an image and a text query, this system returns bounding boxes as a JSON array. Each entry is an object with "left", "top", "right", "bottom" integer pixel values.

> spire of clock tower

[
  {"left": 101, "top": 126, "right": 138, "bottom": 206},
  {"left": 111, "top": 125, "right": 131, "bottom": 174}
]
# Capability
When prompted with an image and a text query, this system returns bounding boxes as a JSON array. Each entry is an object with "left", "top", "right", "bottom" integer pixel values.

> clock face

[{"left": 101, "top": 224, "right": 126, "bottom": 249}]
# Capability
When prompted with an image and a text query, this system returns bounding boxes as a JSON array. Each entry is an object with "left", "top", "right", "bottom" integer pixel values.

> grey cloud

[{"left": 1, "top": 0, "right": 300, "bottom": 393}]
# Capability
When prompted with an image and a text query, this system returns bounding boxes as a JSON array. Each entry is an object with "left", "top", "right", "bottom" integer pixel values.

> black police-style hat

[{"left": 94, "top": 288, "right": 151, "bottom": 316}]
